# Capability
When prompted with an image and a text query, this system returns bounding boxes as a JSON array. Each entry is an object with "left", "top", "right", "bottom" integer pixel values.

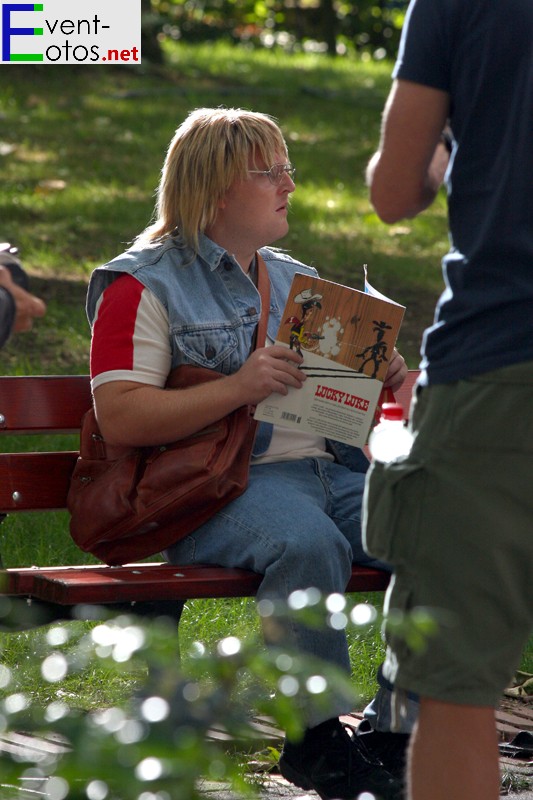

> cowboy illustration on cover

[
  {"left": 279, "top": 275, "right": 402, "bottom": 383},
  {"left": 255, "top": 271, "right": 405, "bottom": 447},
  {"left": 286, "top": 288, "right": 324, "bottom": 355},
  {"left": 355, "top": 319, "right": 394, "bottom": 379}
]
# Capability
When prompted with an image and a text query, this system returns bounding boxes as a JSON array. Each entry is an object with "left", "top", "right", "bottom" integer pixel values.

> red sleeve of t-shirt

[{"left": 90, "top": 274, "right": 145, "bottom": 379}]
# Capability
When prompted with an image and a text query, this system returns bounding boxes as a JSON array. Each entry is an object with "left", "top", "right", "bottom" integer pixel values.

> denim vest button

[
  {"left": 223, "top": 260, "right": 233, "bottom": 271},
  {"left": 247, "top": 306, "right": 257, "bottom": 316},
  {"left": 205, "top": 345, "right": 216, "bottom": 359}
]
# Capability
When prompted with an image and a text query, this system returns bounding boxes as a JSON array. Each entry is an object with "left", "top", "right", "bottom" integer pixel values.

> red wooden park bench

[{"left": 0, "top": 370, "right": 419, "bottom": 622}]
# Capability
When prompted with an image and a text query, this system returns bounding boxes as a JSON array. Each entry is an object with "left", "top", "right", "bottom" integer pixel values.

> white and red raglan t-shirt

[
  {"left": 91, "top": 273, "right": 172, "bottom": 391},
  {"left": 90, "top": 273, "right": 330, "bottom": 463}
]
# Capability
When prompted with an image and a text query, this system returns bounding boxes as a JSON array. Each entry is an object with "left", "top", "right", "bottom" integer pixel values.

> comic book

[{"left": 253, "top": 270, "right": 405, "bottom": 447}]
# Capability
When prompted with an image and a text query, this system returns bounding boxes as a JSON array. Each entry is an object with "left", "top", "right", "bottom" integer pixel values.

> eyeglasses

[{"left": 249, "top": 163, "right": 296, "bottom": 185}]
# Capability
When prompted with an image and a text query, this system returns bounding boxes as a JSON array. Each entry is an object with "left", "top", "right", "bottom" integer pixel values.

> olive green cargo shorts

[{"left": 363, "top": 360, "right": 533, "bottom": 707}]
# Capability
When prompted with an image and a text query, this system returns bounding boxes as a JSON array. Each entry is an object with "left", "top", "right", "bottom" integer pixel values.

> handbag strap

[{"left": 254, "top": 252, "right": 270, "bottom": 350}]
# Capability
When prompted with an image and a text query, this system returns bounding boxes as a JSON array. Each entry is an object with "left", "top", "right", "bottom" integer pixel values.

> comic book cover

[{"left": 253, "top": 271, "right": 405, "bottom": 447}]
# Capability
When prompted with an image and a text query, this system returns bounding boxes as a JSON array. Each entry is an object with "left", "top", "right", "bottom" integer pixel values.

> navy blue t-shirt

[{"left": 394, "top": 0, "right": 533, "bottom": 384}]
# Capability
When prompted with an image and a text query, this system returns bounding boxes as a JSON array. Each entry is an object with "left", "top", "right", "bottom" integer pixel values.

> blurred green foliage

[
  {"left": 0, "top": 592, "right": 394, "bottom": 799},
  {"left": 145, "top": 0, "right": 408, "bottom": 60}
]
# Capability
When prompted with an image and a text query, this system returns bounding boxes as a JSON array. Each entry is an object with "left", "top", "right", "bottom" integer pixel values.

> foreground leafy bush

[{"left": 0, "top": 592, "right": 436, "bottom": 799}]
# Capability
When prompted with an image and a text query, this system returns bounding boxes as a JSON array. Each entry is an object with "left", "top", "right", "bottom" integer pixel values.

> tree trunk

[
  {"left": 321, "top": 0, "right": 338, "bottom": 55},
  {"left": 141, "top": 0, "right": 164, "bottom": 64}
]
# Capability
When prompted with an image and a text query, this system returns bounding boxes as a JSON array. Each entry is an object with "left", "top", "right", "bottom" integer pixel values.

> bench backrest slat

[
  {"left": 0, "top": 375, "right": 91, "bottom": 433},
  {"left": 0, "top": 452, "right": 79, "bottom": 512},
  {"left": 391, "top": 373, "right": 417, "bottom": 419}
]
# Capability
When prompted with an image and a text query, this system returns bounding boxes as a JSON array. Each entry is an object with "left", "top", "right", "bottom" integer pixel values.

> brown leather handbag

[{"left": 67, "top": 254, "right": 270, "bottom": 566}]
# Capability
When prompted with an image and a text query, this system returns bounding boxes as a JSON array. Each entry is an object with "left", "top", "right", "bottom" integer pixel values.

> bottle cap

[{"left": 380, "top": 402, "right": 404, "bottom": 422}]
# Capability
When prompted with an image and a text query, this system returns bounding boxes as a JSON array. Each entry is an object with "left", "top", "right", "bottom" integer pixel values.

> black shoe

[
  {"left": 356, "top": 718, "right": 410, "bottom": 782},
  {"left": 279, "top": 718, "right": 403, "bottom": 800}
]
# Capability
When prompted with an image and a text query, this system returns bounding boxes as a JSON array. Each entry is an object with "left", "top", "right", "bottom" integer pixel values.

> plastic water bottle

[{"left": 368, "top": 402, "right": 413, "bottom": 463}]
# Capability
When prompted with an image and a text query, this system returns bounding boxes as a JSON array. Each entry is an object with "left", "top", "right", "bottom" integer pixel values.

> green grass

[
  {"left": 0, "top": 620, "right": 145, "bottom": 709},
  {"left": 1, "top": 43, "right": 530, "bottom": 724}
]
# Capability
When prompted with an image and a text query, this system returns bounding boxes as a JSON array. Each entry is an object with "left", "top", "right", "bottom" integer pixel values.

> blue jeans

[
  {"left": 363, "top": 676, "right": 419, "bottom": 734},
  {"left": 165, "top": 457, "right": 389, "bottom": 726}
]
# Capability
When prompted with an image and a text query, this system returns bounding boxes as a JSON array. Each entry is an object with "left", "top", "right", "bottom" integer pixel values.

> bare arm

[
  {"left": 366, "top": 79, "right": 451, "bottom": 223},
  {"left": 93, "top": 344, "right": 306, "bottom": 447},
  {"left": 0, "top": 265, "right": 46, "bottom": 333}
]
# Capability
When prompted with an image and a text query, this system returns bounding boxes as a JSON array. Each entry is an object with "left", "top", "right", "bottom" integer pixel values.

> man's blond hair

[{"left": 137, "top": 107, "right": 288, "bottom": 253}]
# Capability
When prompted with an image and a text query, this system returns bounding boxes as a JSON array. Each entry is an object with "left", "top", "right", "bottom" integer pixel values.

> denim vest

[{"left": 86, "top": 234, "right": 369, "bottom": 475}]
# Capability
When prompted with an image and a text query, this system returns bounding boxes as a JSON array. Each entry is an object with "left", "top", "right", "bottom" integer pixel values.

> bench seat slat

[{"left": 2, "top": 563, "right": 389, "bottom": 605}]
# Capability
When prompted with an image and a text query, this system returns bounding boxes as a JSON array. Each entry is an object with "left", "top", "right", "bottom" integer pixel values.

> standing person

[
  {"left": 87, "top": 107, "right": 406, "bottom": 800},
  {"left": 365, "top": 2, "right": 533, "bottom": 799}
]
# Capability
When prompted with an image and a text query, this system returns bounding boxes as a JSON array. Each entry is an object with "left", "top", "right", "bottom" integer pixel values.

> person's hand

[
  {"left": 383, "top": 348, "right": 408, "bottom": 392},
  {"left": 0, "top": 265, "right": 46, "bottom": 332},
  {"left": 231, "top": 344, "right": 306, "bottom": 406}
]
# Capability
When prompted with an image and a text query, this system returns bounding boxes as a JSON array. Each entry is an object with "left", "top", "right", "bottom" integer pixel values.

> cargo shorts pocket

[{"left": 362, "top": 457, "right": 426, "bottom": 567}]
